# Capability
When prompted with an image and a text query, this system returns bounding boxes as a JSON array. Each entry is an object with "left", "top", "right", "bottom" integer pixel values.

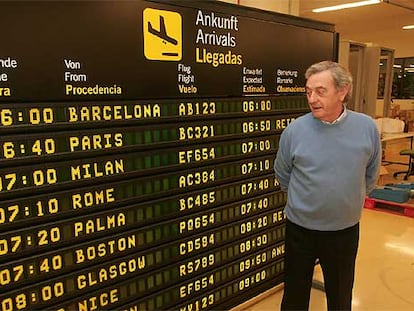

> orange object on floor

[{"left": 364, "top": 197, "right": 414, "bottom": 218}]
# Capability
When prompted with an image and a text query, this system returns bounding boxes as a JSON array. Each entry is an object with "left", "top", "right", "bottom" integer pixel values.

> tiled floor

[{"left": 233, "top": 139, "right": 414, "bottom": 311}]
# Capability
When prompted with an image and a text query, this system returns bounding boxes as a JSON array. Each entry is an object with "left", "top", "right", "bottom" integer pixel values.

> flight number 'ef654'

[{"left": 178, "top": 147, "right": 215, "bottom": 164}]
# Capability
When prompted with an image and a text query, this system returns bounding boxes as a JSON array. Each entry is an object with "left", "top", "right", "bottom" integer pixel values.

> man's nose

[{"left": 307, "top": 91, "right": 317, "bottom": 103}]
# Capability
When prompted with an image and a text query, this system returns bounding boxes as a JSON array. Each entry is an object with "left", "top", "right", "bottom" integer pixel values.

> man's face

[{"left": 305, "top": 70, "right": 348, "bottom": 122}]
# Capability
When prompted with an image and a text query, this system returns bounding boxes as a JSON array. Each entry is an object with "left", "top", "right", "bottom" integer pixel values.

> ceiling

[{"left": 298, "top": 0, "right": 414, "bottom": 57}]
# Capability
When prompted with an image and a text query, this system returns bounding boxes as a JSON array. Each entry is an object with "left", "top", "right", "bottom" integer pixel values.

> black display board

[{"left": 0, "top": 1, "right": 336, "bottom": 310}]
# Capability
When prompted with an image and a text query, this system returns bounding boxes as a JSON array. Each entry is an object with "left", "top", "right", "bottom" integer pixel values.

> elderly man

[{"left": 274, "top": 60, "right": 381, "bottom": 310}]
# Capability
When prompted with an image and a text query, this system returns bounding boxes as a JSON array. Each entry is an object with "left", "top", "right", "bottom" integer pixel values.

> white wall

[{"left": 218, "top": 0, "right": 299, "bottom": 15}]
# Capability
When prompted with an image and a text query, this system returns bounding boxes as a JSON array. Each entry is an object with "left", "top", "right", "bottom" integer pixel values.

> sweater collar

[{"left": 320, "top": 105, "right": 347, "bottom": 125}]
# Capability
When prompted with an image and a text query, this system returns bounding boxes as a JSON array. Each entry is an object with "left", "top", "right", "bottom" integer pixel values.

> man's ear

[{"left": 339, "top": 85, "right": 350, "bottom": 101}]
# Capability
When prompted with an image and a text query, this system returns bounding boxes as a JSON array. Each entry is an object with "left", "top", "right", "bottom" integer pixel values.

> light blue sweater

[{"left": 274, "top": 110, "right": 381, "bottom": 231}]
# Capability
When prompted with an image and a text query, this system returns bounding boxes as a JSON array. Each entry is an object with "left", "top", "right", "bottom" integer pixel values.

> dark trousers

[{"left": 281, "top": 220, "right": 359, "bottom": 311}]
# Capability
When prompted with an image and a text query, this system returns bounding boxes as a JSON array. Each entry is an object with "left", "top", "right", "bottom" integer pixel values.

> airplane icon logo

[
  {"left": 143, "top": 8, "right": 182, "bottom": 61},
  {"left": 148, "top": 15, "right": 178, "bottom": 46}
]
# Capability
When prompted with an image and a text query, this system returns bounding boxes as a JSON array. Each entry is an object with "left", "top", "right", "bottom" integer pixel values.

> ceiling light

[
  {"left": 312, "top": 0, "right": 381, "bottom": 13},
  {"left": 402, "top": 25, "right": 414, "bottom": 30}
]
